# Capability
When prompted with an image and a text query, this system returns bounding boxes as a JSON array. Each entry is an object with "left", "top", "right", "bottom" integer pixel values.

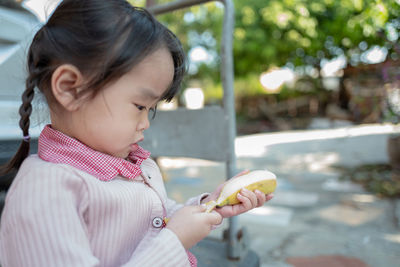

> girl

[{"left": 0, "top": 0, "right": 272, "bottom": 266}]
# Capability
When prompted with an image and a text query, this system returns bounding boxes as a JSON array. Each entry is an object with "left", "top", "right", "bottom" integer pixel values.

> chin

[{"left": 109, "top": 151, "right": 128, "bottom": 159}]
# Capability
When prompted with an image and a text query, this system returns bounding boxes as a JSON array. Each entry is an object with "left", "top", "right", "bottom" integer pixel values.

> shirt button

[{"left": 152, "top": 217, "right": 163, "bottom": 228}]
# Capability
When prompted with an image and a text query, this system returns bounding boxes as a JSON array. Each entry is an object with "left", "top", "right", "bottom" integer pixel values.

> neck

[{"left": 49, "top": 110, "right": 78, "bottom": 140}]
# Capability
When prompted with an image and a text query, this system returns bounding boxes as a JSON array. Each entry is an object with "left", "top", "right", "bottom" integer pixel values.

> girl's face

[{"left": 66, "top": 47, "right": 174, "bottom": 159}]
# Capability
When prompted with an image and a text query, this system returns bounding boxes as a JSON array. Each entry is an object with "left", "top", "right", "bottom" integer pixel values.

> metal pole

[
  {"left": 148, "top": 0, "right": 240, "bottom": 259},
  {"left": 217, "top": 0, "right": 240, "bottom": 260}
]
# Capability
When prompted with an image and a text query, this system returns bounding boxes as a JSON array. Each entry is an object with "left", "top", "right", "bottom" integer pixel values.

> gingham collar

[{"left": 38, "top": 125, "right": 150, "bottom": 181}]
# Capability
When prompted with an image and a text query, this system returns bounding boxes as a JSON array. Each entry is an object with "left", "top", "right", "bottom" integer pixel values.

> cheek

[
  {"left": 77, "top": 103, "right": 115, "bottom": 141},
  {"left": 81, "top": 97, "right": 138, "bottom": 132}
]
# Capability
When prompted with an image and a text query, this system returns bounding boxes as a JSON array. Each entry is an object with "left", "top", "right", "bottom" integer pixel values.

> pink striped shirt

[{"left": 0, "top": 127, "right": 208, "bottom": 266}]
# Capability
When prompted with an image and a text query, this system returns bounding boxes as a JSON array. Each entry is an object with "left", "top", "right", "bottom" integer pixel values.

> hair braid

[
  {"left": 19, "top": 78, "right": 35, "bottom": 136},
  {"left": 0, "top": 78, "right": 36, "bottom": 176}
]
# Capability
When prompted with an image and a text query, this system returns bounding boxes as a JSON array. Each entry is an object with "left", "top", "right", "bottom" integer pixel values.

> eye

[
  {"left": 134, "top": 104, "right": 157, "bottom": 120},
  {"left": 135, "top": 104, "right": 146, "bottom": 111}
]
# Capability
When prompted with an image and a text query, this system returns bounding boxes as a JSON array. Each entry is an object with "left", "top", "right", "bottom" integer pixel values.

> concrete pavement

[{"left": 160, "top": 123, "right": 400, "bottom": 267}]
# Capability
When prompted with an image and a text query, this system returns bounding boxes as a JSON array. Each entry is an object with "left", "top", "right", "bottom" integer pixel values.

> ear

[{"left": 51, "top": 64, "right": 85, "bottom": 111}]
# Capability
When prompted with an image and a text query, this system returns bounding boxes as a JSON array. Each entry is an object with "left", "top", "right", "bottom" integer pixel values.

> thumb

[{"left": 204, "top": 211, "right": 223, "bottom": 225}]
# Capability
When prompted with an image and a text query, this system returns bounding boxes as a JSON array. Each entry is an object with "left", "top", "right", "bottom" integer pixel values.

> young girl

[{"left": 0, "top": 0, "right": 272, "bottom": 266}]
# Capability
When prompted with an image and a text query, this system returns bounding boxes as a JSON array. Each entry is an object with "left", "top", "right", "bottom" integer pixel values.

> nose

[{"left": 137, "top": 112, "right": 150, "bottom": 132}]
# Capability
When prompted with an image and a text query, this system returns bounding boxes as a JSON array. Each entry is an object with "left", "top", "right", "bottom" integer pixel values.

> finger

[
  {"left": 236, "top": 190, "right": 254, "bottom": 210},
  {"left": 212, "top": 211, "right": 223, "bottom": 225},
  {"left": 254, "top": 190, "right": 267, "bottom": 207},
  {"left": 241, "top": 188, "right": 258, "bottom": 207},
  {"left": 204, "top": 211, "right": 223, "bottom": 225},
  {"left": 265, "top": 193, "right": 274, "bottom": 201}
]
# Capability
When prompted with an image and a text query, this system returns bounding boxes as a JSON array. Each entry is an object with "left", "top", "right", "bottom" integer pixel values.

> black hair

[{"left": 0, "top": 0, "right": 186, "bottom": 176}]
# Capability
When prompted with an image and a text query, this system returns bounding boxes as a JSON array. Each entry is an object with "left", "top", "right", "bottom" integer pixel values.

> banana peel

[{"left": 205, "top": 170, "right": 277, "bottom": 213}]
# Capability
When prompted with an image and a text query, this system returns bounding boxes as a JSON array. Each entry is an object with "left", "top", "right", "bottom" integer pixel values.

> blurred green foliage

[
  {"left": 234, "top": 0, "right": 399, "bottom": 74},
  {"left": 133, "top": 0, "right": 400, "bottom": 102}
]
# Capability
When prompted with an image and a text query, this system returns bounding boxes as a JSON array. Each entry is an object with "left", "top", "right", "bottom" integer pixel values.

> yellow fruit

[{"left": 205, "top": 170, "right": 277, "bottom": 213}]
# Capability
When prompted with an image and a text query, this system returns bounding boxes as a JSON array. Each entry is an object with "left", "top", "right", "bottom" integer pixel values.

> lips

[{"left": 130, "top": 138, "right": 144, "bottom": 152}]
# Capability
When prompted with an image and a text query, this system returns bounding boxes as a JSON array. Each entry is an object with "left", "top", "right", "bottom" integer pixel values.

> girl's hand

[
  {"left": 216, "top": 190, "right": 274, "bottom": 218},
  {"left": 201, "top": 170, "right": 274, "bottom": 218},
  {"left": 166, "top": 205, "right": 222, "bottom": 249}
]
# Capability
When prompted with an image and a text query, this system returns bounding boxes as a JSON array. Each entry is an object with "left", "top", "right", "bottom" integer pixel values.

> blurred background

[
  {"left": 1, "top": 0, "right": 400, "bottom": 266},
  {"left": 138, "top": 1, "right": 400, "bottom": 266},
  {"left": 145, "top": 0, "right": 400, "bottom": 134},
  {"left": 12, "top": 0, "right": 400, "bottom": 132}
]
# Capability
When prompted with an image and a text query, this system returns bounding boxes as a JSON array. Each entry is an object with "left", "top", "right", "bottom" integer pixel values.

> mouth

[{"left": 130, "top": 138, "right": 144, "bottom": 152}]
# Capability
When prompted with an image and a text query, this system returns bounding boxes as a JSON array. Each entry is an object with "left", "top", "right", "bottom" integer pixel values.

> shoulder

[
  {"left": 8, "top": 155, "right": 89, "bottom": 199},
  {"left": 18, "top": 154, "right": 90, "bottom": 179},
  {"left": 19, "top": 154, "right": 80, "bottom": 175},
  {"left": 3, "top": 155, "right": 90, "bottom": 222}
]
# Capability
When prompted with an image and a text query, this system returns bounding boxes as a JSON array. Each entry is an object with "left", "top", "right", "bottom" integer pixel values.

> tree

[
  {"left": 153, "top": 0, "right": 400, "bottom": 80},
  {"left": 233, "top": 0, "right": 400, "bottom": 76}
]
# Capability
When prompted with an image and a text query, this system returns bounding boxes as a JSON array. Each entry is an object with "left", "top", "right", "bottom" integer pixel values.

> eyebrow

[
  {"left": 141, "top": 81, "right": 173, "bottom": 101},
  {"left": 140, "top": 87, "right": 163, "bottom": 101}
]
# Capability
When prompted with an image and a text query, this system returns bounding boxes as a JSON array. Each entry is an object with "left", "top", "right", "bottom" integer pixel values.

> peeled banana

[{"left": 205, "top": 170, "right": 277, "bottom": 213}]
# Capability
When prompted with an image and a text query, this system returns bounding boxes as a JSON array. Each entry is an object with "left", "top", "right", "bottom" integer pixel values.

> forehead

[{"left": 129, "top": 47, "right": 175, "bottom": 98}]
